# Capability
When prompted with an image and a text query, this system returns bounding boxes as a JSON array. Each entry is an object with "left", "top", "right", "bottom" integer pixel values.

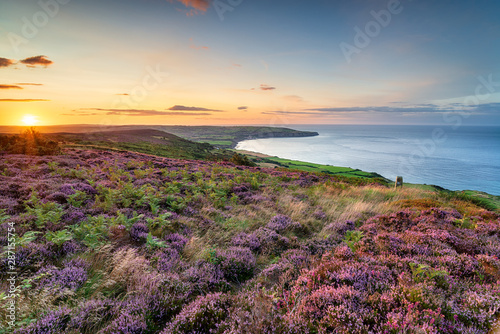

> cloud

[
  {"left": 79, "top": 108, "right": 212, "bottom": 116},
  {"left": 305, "top": 105, "right": 459, "bottom": 114},
  {"left": 0, "top": 99, "right": 50, "bottom": 102},
  {"left": 115, "top": 93, "right": 130, "bottom": 96},
  {"left": 262, "top": 110, "right": 319, "bottom": 116},
  {"left": 262, "top": 103, "right": 500, "bottom": 117},
  {"left": 473, "top": 103, "right": 500, "bottom": 114},
  {"left": 169, "top": 0, "right": 210, "bottom": 15},
  {"left": 168, "top": 105, "right": 223, "bottom": 112},
  {"left": 16, "top": 83, "right": 43, "bottom": 86},
  {"left": 0, "top": 85, "right": 23, "bottom": 90},
  {"left": 0, "top": 57, "right": 15, "bottom": 68},
  {"left": 260, "top": 84, "right": 276, "bottom": 91},
  {"left": 283, "top": 95, "right": 305, "bottom": 103},
  {"left": 238, "top": 106, "right": 248, "bottom": 111},
  {"left": 189, "top": 38, "right": 210, "bottom": 50},
  {"left": 20, "top": 55, "right": 53, "bottom": 67}
]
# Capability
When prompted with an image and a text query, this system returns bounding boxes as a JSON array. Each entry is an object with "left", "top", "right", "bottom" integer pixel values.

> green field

[
  {"left": 202, "top": 140, "right": 234, "bottom": 146},
  {"left": 256, "top": 156, "right": 388, "bottom": 180},
  {"left": 157, "top": 125, "right": 319, "bottom": 148}
]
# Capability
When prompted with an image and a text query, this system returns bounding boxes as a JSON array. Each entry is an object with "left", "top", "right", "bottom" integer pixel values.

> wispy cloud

[
  {"left": 262, "top": 110, "right": 319, "bottom": 116},
  {"left": 283, "top": 95, "right": 305, "bottom": 103},
  {"left": 306, "top": 105, "right": 461, "bottom": 114},
  {"left": 15, "top": 83, "right": 43, "bottom": 86},
  {"left": 0, "top": 99, "right": 50, "bottom": 102},
  {"left": 20, "top": 55, "right": 53, "bottom": 68},
  {"left": 168, "top": 0, "right": 210, "bottom": 15},
  {"left": 0, "top": 57, "right": 15, "bottom": 68},
  {"left": 189, "top": 38, "right": 209, "bottom": 50},
  {"left": 77, "top": 108, "right": 212, "bottom": 116},
  {"left": 168, "top": 105, "right": 223, "bottom": 112},
  {"left": 262, "top": 103, "right": 500, "bottom": 116},
  {"left": 238, "top": 106, "right": 248, "bottom": 111},
  {"left": 260, "top": 84, "right": 276, "bottom": 91},
  {"left": 0, "top": 85, "right": 23, "bottom": 90}
]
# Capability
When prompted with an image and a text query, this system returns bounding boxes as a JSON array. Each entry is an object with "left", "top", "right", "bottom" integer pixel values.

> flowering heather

[
  {"left": 164, "top": 233, "right": 189, "bottom": 252},
  {"left": 13, "top": 307, "right": 71, "bottom": 334},
  {"left": 162, "top": 293, "right": 231, "bottom": 334},
  {"left": 130, "top": 222, "right": 149, "bottom": 242},
  {"left": 183, "top": 261, "right": 229, "bottom": 293},
  {"left": 266, "top": 214, "right": 301, "bottom": 232},
  {"left": 211, "top": 247, "right": 256, "bottom": 283},
  {"left": 231, "top": 232, "right": 261, "bottom": 252},
  {"left": 2, "top": 149, "right": 499, "bottom": 333},
  {"left": 68, "top": 299, "right": 116, "bottom": 332},
  {"left": 156, "top": 248, "right": 181, "bottom": 272},
  {"left": 37, "top": 258, "right": 88, "bottom": 291}
]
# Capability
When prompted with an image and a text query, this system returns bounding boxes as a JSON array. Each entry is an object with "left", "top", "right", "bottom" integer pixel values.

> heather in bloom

[
  {"left": 210, "top": 247, "right": 256, "bottom": 283},
  {"left": 1, "top": 149, "right": 499, "bottom": 333},
  {"left": 14, "top": 307, "right": 71, "bottom": 334},
  {"left": 164, "top": 233, "right": 189, "bottom": 252},
  {"left": 67, "top": 299, "right": 116, "bottom": 332},
  {"left": 266, "top": 214, "right": 301, "bottom": 232},
  {"left": 231, "top": 232, "right": 261, "bottom": 252},
  {"left": 156, "top": 248, "right": 181, "bottom": 272},
  {"left": 37, "top": 258, "right": 88, "bottom": 291},
  {"left": 183, "top": 261, "right": 229, "bottom": 294},
  {"left": 130, "top": 222, "right": 149, "bottom": 242},
  {"left": 162, "top": 293, "right": 231, "bottom": 334}
]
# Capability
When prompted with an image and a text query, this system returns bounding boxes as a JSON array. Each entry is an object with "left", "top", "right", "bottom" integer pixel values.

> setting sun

[{"left": 21, "top": 115, "right": 39, "bottom": 126}]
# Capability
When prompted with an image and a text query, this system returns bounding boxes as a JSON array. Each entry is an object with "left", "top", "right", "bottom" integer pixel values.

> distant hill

[
  {"left": 46, "top": 129, "right": 225, "bottom": 161},
  {"left": 0, "top": 124, "right": 319, "bottom": 148},
  {"left": 155, "top": 125, "right": 319, "bottom": 148}
]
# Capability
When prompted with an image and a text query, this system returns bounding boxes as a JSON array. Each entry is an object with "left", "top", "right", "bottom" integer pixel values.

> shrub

[
  {"left": 231, "top": 232, "right": 261, "bottom": 252},
  {"left": 67, "top": 299, "right": 116, "bottom": 333},
  {"left": 0, "top": 128, "right": 61, "bottom": 156},
  {"left": 163, "top": 293, "right": 232, "bottom": 334},
  {"left": 130, "top": 223, "right": 149, "bottom": 242},
  {"left": 156, "top": 248, "right": 180, "bottom": 272},
  {"left": 183, "top": 261, "right": 229, "bottom": 293},
  {"left": 14, "top": 307, "right": 71, "bottom": 334},
  {"left": 37, "top": 259, "right": 88, "bottom": 291},
  {"left": 266, "top": 214, "right": 301, "bottom": 232},
  {"left": 209, "top": 247, "right": 256, "bottom": 283}
]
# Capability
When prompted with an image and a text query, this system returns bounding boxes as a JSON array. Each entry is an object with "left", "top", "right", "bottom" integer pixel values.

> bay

[{"left": 236, "top": 125, "right": 500, "bottom": 195}]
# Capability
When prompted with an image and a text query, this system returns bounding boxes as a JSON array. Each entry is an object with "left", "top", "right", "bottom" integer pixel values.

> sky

[{"left": 0, "top": 0, "right": 500, "bottom": 126}]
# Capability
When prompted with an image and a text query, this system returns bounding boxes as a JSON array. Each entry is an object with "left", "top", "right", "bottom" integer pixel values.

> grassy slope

[
  {"left": 0, "top": 125, "right": 319, "bottom": 149},
  {"left": 47, "top": 129, "right": 234, "bottom": 161},
  {"left": 156, "top": 125, "right": 319, "bottom": 148},
  {"left": 255, "top": 156, "right": 387, "bottom": 180},
  {"left": 49, "top": 129, "right": 500, "bottom": 205},
  {"left": 1, "top": 148, "right": 499, "bottom": 333}
]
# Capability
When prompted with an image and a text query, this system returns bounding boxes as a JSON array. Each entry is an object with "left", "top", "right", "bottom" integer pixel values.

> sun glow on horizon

[{"left": 21, "top": 115, "right": 39, "bottom": 126}]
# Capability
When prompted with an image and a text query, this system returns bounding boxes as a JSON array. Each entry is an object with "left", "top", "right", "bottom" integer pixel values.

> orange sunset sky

[{"left": 1, "top": 0, "right": 499, "bottom": 127}]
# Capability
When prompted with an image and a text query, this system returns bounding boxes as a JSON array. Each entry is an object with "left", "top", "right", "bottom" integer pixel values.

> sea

[{"left": 236, "top": 125, "right": 500, "bottom": 196}]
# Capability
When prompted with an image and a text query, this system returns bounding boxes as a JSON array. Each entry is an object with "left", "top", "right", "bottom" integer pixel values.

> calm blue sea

[{"left": 236, "top": 125, "right": 500, "bottom": 195}]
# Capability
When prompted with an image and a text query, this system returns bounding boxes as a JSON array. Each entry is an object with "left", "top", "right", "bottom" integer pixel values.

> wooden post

[{"left": 395, "top": 176, "right": 403, "bottom": 189}]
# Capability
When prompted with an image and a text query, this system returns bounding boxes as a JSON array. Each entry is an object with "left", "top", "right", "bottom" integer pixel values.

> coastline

[
  {"left": 235, "top": 136, "right": 500, "bottom": 210},
  {"left": 234, "top": 125, "right": 500, "bottom": 197}
]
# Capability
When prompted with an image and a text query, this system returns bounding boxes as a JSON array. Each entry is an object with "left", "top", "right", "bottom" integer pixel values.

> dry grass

[{"left": 183, "top": 237, "right": 207, "bottom": 262}]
